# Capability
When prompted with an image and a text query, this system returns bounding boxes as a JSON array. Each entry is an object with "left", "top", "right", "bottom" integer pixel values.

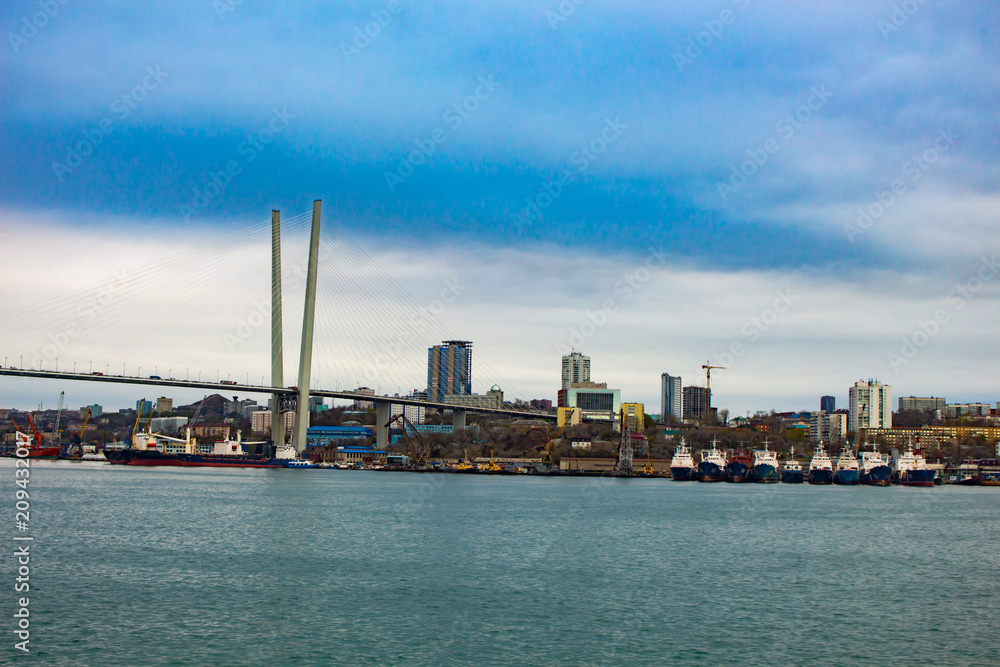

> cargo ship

[
  {"left": 106, "top": 428, "right": 299, "bottom": 468},
  {"left": 669, "top": 439, "right": 696, "bottom": 481},
  {"left": 780, "top": 447, "right": 804, "bottom": 484},
  {"left": 751, "top": 439, "right": 781, "bottom": 483},
  {"left": 697, "top": 438, "right": 727, "bottom": 482},
  {"left": 858, "top": 444, "right": 891, "bottom": 486},
  {"left": 725, "top": 448, "right": 752, "bottom": 483},
  {"left": 892, "top": 440, "right": 935, "bottom": 487},
  {"left": 808, "top": 443, "right": 834, "bottom": 485},
  {"left": 833, "top": 446, "right": 859, "bottom": 485}
]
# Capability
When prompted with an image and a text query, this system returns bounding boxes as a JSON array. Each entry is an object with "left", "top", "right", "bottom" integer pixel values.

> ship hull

[
  {"left": 697, "top": 462, "right": 724, "bottom": 482},
  {"left": 833, "top": 469, "right": 859, "bottom": 485},
  {"left": 670, "top": 466, "right": 695, "bottom": 481},
  {"left": 781, "top": 469, "right": 804, "bottom": 484},
  {"left": 859, "top": 466, "right": 891, "bottom": 486},
  {"left": 725, "top": 461, "right": 751, "bottom": 483},
  {"left": 752, "top": 464, "right": 780, "bottom": 483},
  {"left": 177, "top": 454, "right": 287, "bottom": 468},
  {"left": 893, "top": 469, "right": 936, "bottom": 487},
  {"left": 808, "top": 469, "right": 833, "bottom": 485}
]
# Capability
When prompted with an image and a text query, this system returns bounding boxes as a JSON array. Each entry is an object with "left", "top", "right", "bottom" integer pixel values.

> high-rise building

[
  {"left": 136, "top": 399, "right": 153, "bottom": 417},
  {"left": 810, "top": 411, "right": 847, "bottom": 444},
  {"left": 849, "top": 379, "right": 892, "bottom": 432},
  {"left": 80, "top": 404, "right": 102, "bottom": 419},
  {"left": 682, "top": 386, "right": 709, "bottom": 422},
  {"left": 898, "top": 396, "right": 946, "bottom": 412},
  {"left": 565, "top": 385, "right": 620, "bottom": 420},
  {"left": 427, "top": 340, "right": 473, "bottom": 403},
  {"left": 661, "top": 373, "right": 682, "bottom": 422},
  {"left": 561, "top": 352, "right": 591, "bottom": 390},
  {"left": 156, "top": 397, "right": 173, "bottom": 415},
  {"left": 820, "top": 395, "right": 835, "bottom": 413},
  {"left": 620, "top": 403, "right": 645, "bottom": 432}
]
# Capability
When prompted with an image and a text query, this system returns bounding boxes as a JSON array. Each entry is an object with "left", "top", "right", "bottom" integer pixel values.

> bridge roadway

[{"left": 0, "top": 368, "right": 556, "bottom": 422}]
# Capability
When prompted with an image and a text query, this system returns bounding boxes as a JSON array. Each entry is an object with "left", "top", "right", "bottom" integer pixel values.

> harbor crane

[
  {"left": 701, "top": 361, "right": 726, "bottom": 425},
  {"left": 384, "top": 413, "right": 429, "bottom": 466}
]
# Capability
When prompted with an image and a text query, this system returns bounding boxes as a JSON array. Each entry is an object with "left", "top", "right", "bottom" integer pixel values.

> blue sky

[{"left": 1, "top": 1, "right": 998, "bottom": 413}]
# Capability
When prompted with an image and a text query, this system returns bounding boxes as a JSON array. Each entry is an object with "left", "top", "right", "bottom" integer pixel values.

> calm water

[{"left": 3, "top": 461, "right": 1000, "bottom": 666}]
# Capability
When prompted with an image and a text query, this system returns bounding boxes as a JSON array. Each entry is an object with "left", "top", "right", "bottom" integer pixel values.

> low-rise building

[
  {"left": 306, "top": 426, "right": 373, "bottom": 447},
  {"left": 250, "top": 409, "right": 294, "bottom": 436},
  {"left": 865, "top": 425, "right": 1000, "bottom": 448}
]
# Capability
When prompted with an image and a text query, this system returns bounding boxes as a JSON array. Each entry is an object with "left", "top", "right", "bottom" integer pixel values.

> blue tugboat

[
  {"left": 780, "top": 447, "right": 805, "bottom": 483},
  {"left": 697, "top": 438, "right": 727, "bottom": 482},
  {"left": 751, "top": 438, "right": 781, "bottom": 483},
  {"left": 808, "top": 443, "right": 834, "bottom": 485},
  {"left": 858, "top": 443, "right": 892, "bottom": 486},
  {"left": 833, "top": 446, "right": 859, "bottom": 485}
]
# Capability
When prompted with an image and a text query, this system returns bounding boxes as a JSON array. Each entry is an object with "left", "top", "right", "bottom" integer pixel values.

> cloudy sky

[{"left": 1, "top": 0, "right": 998, "bottom": 415}]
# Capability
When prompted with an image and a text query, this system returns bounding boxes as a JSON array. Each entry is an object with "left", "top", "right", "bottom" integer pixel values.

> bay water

[{"left": 3, "top": 462, "right": 999, "bottom": 665}]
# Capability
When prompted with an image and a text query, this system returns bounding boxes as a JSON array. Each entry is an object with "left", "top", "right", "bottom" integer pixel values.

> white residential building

[
  {"left": 810, "top": 411, "right": 847, "bottom": 444},
  {"left": 849, "top": 379, "right": 892, "bottom": 432},
  {"left": 561, "top": 352, "right": 591, "bottom": 390}
]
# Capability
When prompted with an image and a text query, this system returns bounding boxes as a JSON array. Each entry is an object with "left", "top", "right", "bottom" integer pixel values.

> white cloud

[{"left": 2, "top": 211, "right": 997, "bottom": 415}]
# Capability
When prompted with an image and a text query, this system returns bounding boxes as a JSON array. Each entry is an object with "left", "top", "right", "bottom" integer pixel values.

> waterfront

[{"left": 3, "top": 461, "right": 1000, "bottom": 665}]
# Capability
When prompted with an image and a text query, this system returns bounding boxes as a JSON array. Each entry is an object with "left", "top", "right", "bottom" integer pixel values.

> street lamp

[
  {"left": 186, "top": 368, "right": 189, "bottom": 381},
  {"left": 55, "top": 358, "right": 58, "bottom": 371},
  {"left": 73, "top": 362, "right": 76, "bottom": 373}
]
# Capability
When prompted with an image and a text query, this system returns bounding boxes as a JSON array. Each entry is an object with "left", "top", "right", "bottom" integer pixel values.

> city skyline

[{"left": 1, "top": 2, "right": 998, "bottom": 415}]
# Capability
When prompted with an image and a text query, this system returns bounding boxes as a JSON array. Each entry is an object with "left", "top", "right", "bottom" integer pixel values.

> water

[{"left": 3, "top": 462, "right": 1000, "bottom": 666}]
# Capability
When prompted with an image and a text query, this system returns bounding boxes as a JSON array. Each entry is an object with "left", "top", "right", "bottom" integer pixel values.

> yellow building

[
  {"left": 557, "top": 406, "right": 582, "bottom": 428},
  {"left": 865, "top": 426, "right": 1000, "bottom": 448},
  {"left": 620, "top": 403, "right": 645, "bottom": 432}
]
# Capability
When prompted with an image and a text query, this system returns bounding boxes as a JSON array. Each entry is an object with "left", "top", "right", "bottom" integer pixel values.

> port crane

[
  {"left": 384, "top": 413, "right": 430, "bottom": 466},
  {"left": 701, "top": 361, "right": 726, "bottom": 425},
  {"left": 52, "top": 390, "right": 65, "bottom": 442}
]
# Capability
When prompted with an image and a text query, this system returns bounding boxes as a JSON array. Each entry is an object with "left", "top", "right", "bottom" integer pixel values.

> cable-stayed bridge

[{"left": 1, "top": 201, "right": 555, "bottom": 449}]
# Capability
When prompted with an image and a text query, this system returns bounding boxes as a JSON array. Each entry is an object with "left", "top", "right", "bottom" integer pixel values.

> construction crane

[
  {"left": 384, "top": 413, "right": 429, "bottom": 466},
  {"left": 52, "top": 391, "right": 65, "bottom": 442},
  {"left": 540, "top": 417, "right": 575, "bottom": 466},
  {"left": 701, "top": 360, "right": 726, "bottom": 425}
]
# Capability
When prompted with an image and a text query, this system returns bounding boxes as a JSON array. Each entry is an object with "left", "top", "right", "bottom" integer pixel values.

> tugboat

[
  {"left": 833, "top": 445, "right": 860, "bottom": 485},
  {"left": 892, "top": 439, "right": 936, "bottom": 487},
  {"left": 808, "top": 443, "right": 834, "bottom": 485},
  {"left": 780, "top": 446, "right": 805, "bottom": 484},
  {"left": 669, "top": 438, "right": 696, "bottom": 481},
  {"left": 697, "top": 438, "right": 727, "bottom": 482},
  {"left": 725, "top": 447, "right": 753, "bottom": 483},
  {"left": 858, "top": 443, "right": 892, "bottom": 486},
  {"left": 751, "top": 438, "right": 781, "bottom": 483}
]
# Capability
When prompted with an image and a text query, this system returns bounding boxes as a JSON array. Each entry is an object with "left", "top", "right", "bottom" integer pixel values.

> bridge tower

[
  {"left": 292, "top": 200, "right": 322, "bottom": 453},
  {"left": 269, "top": 210, "right": 285, "bottom": 449}
]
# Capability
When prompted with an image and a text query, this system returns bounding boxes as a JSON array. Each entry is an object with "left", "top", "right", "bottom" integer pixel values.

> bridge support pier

[
  {"left": 452, "top": 409, "right": 466, "bottom": 431},
  {"left": 375, "top": 401, "right": 390, "bottom": 450}
]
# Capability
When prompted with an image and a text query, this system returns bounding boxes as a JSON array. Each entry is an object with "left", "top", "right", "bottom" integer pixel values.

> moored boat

[
  {"left": 698, "top": 438, "right": 727, "bottom": 482},
  {"left": 780, "top": 447, "right": 804, "bottom": 484},
  {"left": 808, "top": 443, "right": 833, "bottom": 485},
  {"left": 669, "top": 438, "right": 696, "bottom": 481},
  {"left": 858, "top": 443, "right": 891, "bottom": 486},
  {"left": 833, "top": 446, "right": 860, "bottom": 485},
  {"left": 751, "top": 438, "right": 781, "bottom": 483},
  {"left": 725, "top": 448, "right": 752, "bottom": 483},
  {"left": 892, "top": 439, "right": 935, "bottom": 487}
]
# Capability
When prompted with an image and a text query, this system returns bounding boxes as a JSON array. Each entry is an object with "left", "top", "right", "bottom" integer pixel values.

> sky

[{"left": 1, "top": 1, "right": 998, "bottom": 415}]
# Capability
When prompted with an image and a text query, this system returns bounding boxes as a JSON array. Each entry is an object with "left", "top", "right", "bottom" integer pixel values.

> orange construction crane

[{"left": 701, "top": 360, "right": 726, "bottom": 425}]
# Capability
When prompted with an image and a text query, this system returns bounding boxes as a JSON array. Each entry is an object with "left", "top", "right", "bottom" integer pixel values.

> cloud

[{"left": 1, "top": 213, "right": 997, "bottom": 414}]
